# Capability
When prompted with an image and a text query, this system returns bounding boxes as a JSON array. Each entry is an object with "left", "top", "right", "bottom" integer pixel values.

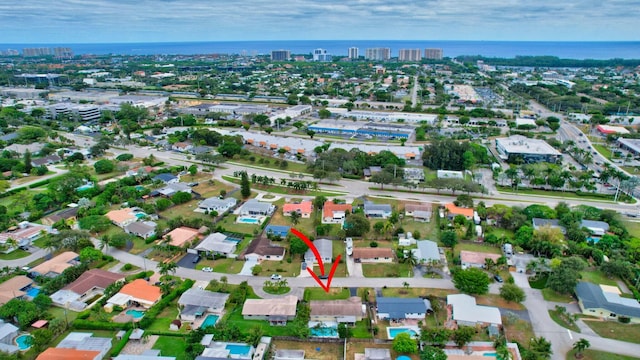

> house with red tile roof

[
  {"left": 51, "top": 269, "right": 124, "bottom": 309},
  {"left": 445, "top": 203, "right": 474, "bottom": 220},
  {"left": 107, "top": 279, "right": 161, "bottom": 308},
  {"left": 322, "top": 201, "right": 352, "bottom": 224},
  {"left": 164, "top": 226, "right": 200, "bottom": 247},
  {"left": 105, "top": 208, "right": 138, "bottom": 228},
  {"left": 283, "top": 201, "right": 313, "bottom": 218},
  {"left": 37, "top": 348, "right": 101, "bottom": 360}
]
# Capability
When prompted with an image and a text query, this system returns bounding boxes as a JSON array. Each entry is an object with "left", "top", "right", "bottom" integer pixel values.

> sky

[{"left": 0, "top": 0, "right": 638, "bottom": 43}]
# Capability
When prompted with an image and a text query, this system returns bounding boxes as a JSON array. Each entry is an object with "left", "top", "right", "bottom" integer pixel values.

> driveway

[
  {"left": 239, "top": 258, "right": 257, "bottom": 276},
  {"left": 346, "top": 255, "right": 363, "bottom": 278},
  {"left": 177, "top": 253, "right": 200, "bottom": 269}
]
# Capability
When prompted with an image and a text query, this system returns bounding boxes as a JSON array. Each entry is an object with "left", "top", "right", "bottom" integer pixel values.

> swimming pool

[
  {"left": 76, "top": 184, "right": 93, "bottom": 191},
  {"left": 134, "top": 212, "right": 146, "bottom": 219},
  {"left": 310, "top": 326, "right": 338, "bottom": 337},
  {"left": 237, "top": 217, "right": 260, "bottom": 224},
  {"left": 396, "top": 356, "right": 412, "bottom": 360},
  {"left": 26, "top": 287, "right": 40, "bottom": 297},
  {"left": 483, "top": 353, "right": 497, "bottom": 357},
  {"left": 225, "top": 344, "right": 252, "bottom": 357},
  {"left": 126, "top": 309, "right": 145, "bottom": 319},
  {"left": 201, "top": 314, "right": 219, "bottom": 328},
  {"left": 387, "top": 327, "right": 419, "bottom": 339},
  {"left": 15, "top": 334, "right": 33, "bottom": 351}
]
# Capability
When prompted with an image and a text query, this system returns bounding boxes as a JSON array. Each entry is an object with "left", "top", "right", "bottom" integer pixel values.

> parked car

[
  {"left": 301, "top": 262, "right": 307, "bottom": 270},
  {"left": 192, "top": 255, "right": 201, "bottom": 264},
  {"left": 494, "top": 274, "right": 504, "bottom": 283},
  {"left": 270, "top": 274, "right": 282, "bottom": 280},
  {"left": 318, "top": 274, "right": 329, "bottom": 280},
  {"left": 202, "top": 267, "right": 213, "bottom": 272}
]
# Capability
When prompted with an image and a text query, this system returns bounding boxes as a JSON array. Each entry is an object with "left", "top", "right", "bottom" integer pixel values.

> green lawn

[
  {"left": 209, "top": 258, "right": 244, "bottom": 274},
  {"left": 152, "top": 336, "right": 188, "bottom": 360},
  {"left": 584, "top": 321, "right": 640, "bottom": 344},
  {"left": 304, "top": 287, "right": 351, "bottom": 301},
  {"left": 48, "top": 306, "right": 80, "bottom": 325},
  {"left": 159, "top": 201, "right": 213, "bottom": 223},
  {"left": 503, "top": 318, "right": 536, "bottom": 347},
  {"left": 380, "top": 287, "right": 458, "bottom": 299},
  {"left": 623, "top": 220, "right": 640, "bottom": 238},
  {"left": 399, "top": 218, "right": 439, "bottom": 242},
  {"left": 580, "top": 270, "right": 620, "bottom": 287},
  {"left": 32, "top": 238, "right": 49, "bottom": 249},
  {"left": 548, "top": 309, "right": 580, "bottom": 332},
  {"left": 225, "top": 306, "right": 298, "bottom": 336},
  {"left": 230, "top": 155, "right": 310, "bottom": 174},
  {"left": 497, "top": 185, "right": 634, "bottom": 203},
  {"left": 592, "top": 143, "right": 613, "bottom": 160},
  {"left": 352, "top": 319, "right": 373, "bottom": 339},
  {"left": 566, "top": 349, "right": 640, "bottom": 360},
  {"left": 221, "top": 175, "right": 345, "bottom": 197},
  {"left": 129, "top": 237, "right": 156, "bottom": 255},
  {"left": 362, "top": 262, "right": 412, "bottom": 277},
  {"left": 0, "top": 249, "right": 29, "bottom": 260},
  {"left": 146, "top": 303, "right": 185, "bottom": 332},
  {"left": 456, "top": 242, "right": 502, "bottom": 255},
  {"left": 254, "top": 258, "right": 302, "bottom": 277},
  {"left": 541, "top": 288, "right": 574, "bottom": 303}
]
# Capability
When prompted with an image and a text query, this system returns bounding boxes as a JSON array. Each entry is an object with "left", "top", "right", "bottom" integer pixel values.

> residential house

[
  {"left": 364, "top": 348, "right": 391, "bottom": 360},
  {"left": 403, "top": 168, "right": 425, "bottom": 183},
  {"left": 164, "top": 227, "right": 200, "bottom": 247},
  {"left": 447, "top": 294, "right": 502, "bottom": 327},
  {"left": 576, "top": 282, "right": 640, "bottom": 323},
  {"left": 0, "top": 222, "right": 51, "bottom": 251},
  {"left": 126, "top": 166, "right": 154, "bottom": 178},
  {"left": 0, "top": 320, "right": 19, "bottom": 354},
  {"left": 322, "top": 201, "right": 352, "bottom": 224},
  {"left": 125, "top": 221, "right": 157, "bottom": 239},
  {"left": 460, "top": 251, "right": 501, "bottom": 269},
  {"left": 172, "top": 142, "right": 193, "bottom": 152},
  {"left": 352, "top": 248, "right": 394, "bottom": 263},
  {"left": 195, "top": 233, "right": 237, "bottom": 257},
  {"left": 363, "top": 166, "right": 382, "bottom": 180},
  {"left": 41, "top": 207, "right": 79, "bottom": 226},
  {"left": 282, "top": 201, "right": 313, "bottom": 218},
  {"left": 581, "top": 220, "right": 610, "bottom": 237},
  {"left": 107, "top": 279, "right": 162, "bottom": 309},
  {"left": 0, "top": 276, "right": 34, "bottom": 305},
  {"left": 106, "top": 208, "right": 138, "bottom": 228},
  {"left": 413, "top": 240, "right": 440, "bottom": 264},
  {"left": 31, "top": 154, "right": 61, "bottom": 167},
  {"left": 265, "top": 225, "right": 290, "bottom": 238},
  {"left": 46, "top": 332, "right": 112, "bottom": 360},
  {"left": 376, "top": 297, "right": 430, "bottom": 320},
  {"left": 532, "top": 218, "right": 566, "bottom": 234},
  {"left": 30, "top": 251, "right": 79, "bottom": 278},
  {"left": 178, "top": 288, "right": 229, "bottom": 321},
  {"left": 157, "top": 182, "right": 192, "bottom": 197},
  {"left": 238, "top": 199, "right": 275, "bottom": 216},
  {"left": 304, "top": 239, "right": 332, "bottom": 264},
  {"left": 310, "top": 297, "right": 363, "bottom": 324},
  {"left": 445, "top": 203, "right": 473, "bottom": 220},
  {"left": 152, "top": 173, "right": 179, "bottom": 184},
  {"left": 398, "top": 232, "right": 416, "bottom": 246},
  {"left": 198, "top": 197, "right": 237, "bottom": 214},
  {"left": 404, "top": 203, "right": 432, "bottom": 222},
  {"left": 242, "top": 295, "right": 298, "bottom": 325},
  {"left": 51, "top": 269, "right": 124, "bottom": 310},
  {"left": 363, "top": 202, "right": 392, "bottom": 219},
  {"left": 37, "top": 348, "right": 102, "bottom": 360},
  {"left": 242, "top": 236, "right": 286, "bottom": 262},
  {"left": 114, "top": 352, "right": 176, "bottom": 360}
]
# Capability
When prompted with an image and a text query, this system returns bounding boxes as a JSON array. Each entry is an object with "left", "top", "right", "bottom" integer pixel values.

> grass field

[
  {"left": 216, "top": 214, "right": 262, "bottom": 234},
  {"left": 584, "top": 320, "right": 640, "bottom": 344},
  {"left": 362, "top": 262, "right": 412, "bottom": 278},
  {"left": 0, "top": 249, "right": 29, "bottom": 260},
  {"left": 273, "top": 340, "right": 343, "bottom": 360},
  {"left": 548, "top": 309, "right": 580, "bottom": 333},
  {"left": 476, "top": 294, "right": 524, "bottom": 311},
  {"left": 580, "top": 270, "right": 619, "bottom": 287},
  {"left": 380, "top": 287, "right": 458, "bottom": 299},
  {"left": 503, "top": 317, "right": 535, "bottom": 347},
  {"left": 623, "top": 220, "right": 640, "bottom": 238},
  {"left": 230, "top": 154, "right": 310, "bottom": 174},
  {"left": 146, "top": 302, "right": 185, "bottom": 332},
  {"left": 304, "top": 287, "right": 351, "bottom": 301},
  {"left": 566, "top": 349, "right": 640, "bottom": 360},
  {"left": 254, "top": 257, "right": 302, "bottom": 277},
  {"left": 456, "top": 242, "right": 502, "bottom": 255},
  {"left": 497, "top": 185, "right": 634, "bottom": 203},
  {"left": 210, "top": 258, "right": 244, "bottom": 274},
  {"left": 152, "top": 336, "right": 188, "bottom": 360},
  {"left": 221, "top": 175, "right": 345, "bottom": 197},
  {"left": 542, "top": 288, "right": 574, "bottom": 303}
]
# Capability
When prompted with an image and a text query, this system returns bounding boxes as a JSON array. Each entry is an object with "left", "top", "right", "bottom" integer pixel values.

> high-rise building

[
  {"left": 348, "top": 47, "right": 359, "bottom": 60},
  {"left": 424, "top": 48, "right": 444, "bottom": 60},
  {"left": 398, "top": 49, "right": 422, "bottom": 62},
  {"left": 54, "top": 47, "right": 73, "bottom": 59},
  {"left": 365, "top": 48, "right": 391, "bottom": 61},
  {"left": 270, "top": 50, "right": 291, "bottom": 61},
  {"left": 313, "top": 48, "right": 332, "bottom": 62}
]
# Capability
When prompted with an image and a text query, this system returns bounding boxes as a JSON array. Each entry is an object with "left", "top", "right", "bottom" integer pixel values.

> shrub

[
  {"left": 122, "top": 263, "right": 133, "bottom": 271},
  {"left": 369, "top": 241, "right": 378, "bottom": 248},
  {"left": 252, "top": 265, "right": 262, "bottom": 276}
]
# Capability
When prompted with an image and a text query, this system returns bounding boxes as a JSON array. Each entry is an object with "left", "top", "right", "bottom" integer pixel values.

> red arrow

[{"left": 290, "top": 228, "right": 341, "bottom": 293}]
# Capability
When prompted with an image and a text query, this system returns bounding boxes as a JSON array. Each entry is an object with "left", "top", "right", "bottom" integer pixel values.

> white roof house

[
  {"left": 413, "top": 240, "right": 440, "bottom": 264},
  {"left": 195, "top": 233, "right": 237, "bottom": 256},
  {"left": 238, "top": 199, "right": 275, "bottom": 216},
  {"left": 447, "top": 294, "right": 502, "bottom": 327},
  {"left": 198, "top": 197, "right": 237, "bottom": 213},
  {"left": 304, "top": 239, "right": 332, "bottom": 264}
]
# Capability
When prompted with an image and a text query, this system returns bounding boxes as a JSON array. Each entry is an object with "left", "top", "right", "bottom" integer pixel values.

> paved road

[{"left": 7, "top": 166, "right": 68, "bottom": 191}]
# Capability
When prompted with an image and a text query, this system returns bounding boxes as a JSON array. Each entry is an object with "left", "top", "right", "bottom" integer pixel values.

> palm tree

[
  {"left": 529, "top": 336, "right": 553, "bottom": 359},
  {"left": 157, "top": 261, "right": 178, "bottom": 277},
  {"left": 572, "top": 338, "right": 590, "bottom": 359},
  {"left": 97, "top": 235, "right": 110, "bottom": 253},
  {"left": 290, "top": 211, "right": 301, "bottom": 226},
  {"left": 496, "top": 345, "right": 512, "bottom": 360}
]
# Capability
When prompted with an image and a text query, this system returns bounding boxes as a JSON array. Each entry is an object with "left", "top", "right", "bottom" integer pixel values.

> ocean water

[{"left": 1, "top": 40, "right": 639, "bottom": 59}]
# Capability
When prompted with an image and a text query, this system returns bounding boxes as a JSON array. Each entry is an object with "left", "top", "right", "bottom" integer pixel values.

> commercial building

[
  {"left": 618, "top": 137, "right": 640, "bottom": 156},
  {"left": 495, "top": 135, "right": 562, "bottom": 164},
  {"left": 271, "top": 50, "right": 291, "bottom": 61},
  {"left": 365, "top": 48, "right": 391, "bottom": 61},
  {"left": 424, "top": 48, "right": 444, "bottom": 60},
  {"left": 329, "top": 108, "right": 437, "bottom": 123},
  {"left": 597, "top": 124, "right": 630, "bottom": 136},
  {"left": 308, "top": 119, "right": 415, "bottom": 139},
  {"left": 312, "top": 48, "right": 332, "bottom": 62},
  {"left": 46, "top": 103, "right": 101, "bottom": 122},
  {"left": 398, "top": 49, "right": 422, "bottom": 62},
  {"left": 348, "top": 47, "right": 359, "bottom": 60}
]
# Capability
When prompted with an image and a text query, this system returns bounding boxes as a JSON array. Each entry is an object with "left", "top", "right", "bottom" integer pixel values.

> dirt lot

[{"left": 271, "top": 340, "right": 343, "bottom": 360}]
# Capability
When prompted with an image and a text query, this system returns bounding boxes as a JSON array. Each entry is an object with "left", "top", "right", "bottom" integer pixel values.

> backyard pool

[
  {"left": 225, "top": 344, "right": 252, "bottom": 357},
  {"left": 126, "top": 309, "right": 145, "bottom": 319},
  {"left": 15, "top": 334, "right": 33, "bottom": 351},
  {"left": 200, "top": 314, "right": 219, "bottom": 329},
  {"left": 483, "top": 353, "right": 497, "bottom": 357},
  {"left": 26, "top": 288, "right": 40, "bottom": 297},
  {"left": 134, "top": 212, "right": 146, "bottom": 219},
  {"left": 310, "top": 326, "right": 338, "bottom": 338},
  {"left": 397, "top": 356, "right": 412, "bottom": 360},
  {"left": 387, "top": 327, "right": 419, "bottom": 339},
  {"left": 76, "top": 184, "right": 93, "bottom": 191},
  {"left": 237, "top": 217, "right": 260, "bottom": 224}
]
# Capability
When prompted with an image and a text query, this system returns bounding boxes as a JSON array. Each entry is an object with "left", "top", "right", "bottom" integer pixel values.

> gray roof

[
  {"left": 581, "top": 220, "right": 610, "bottom": 231},
  {"left": 125, "top": 221, "right": 156, "bottom": 234},
  {"left": 195, "top": 233, "right": 236, "bottom": 254},
  {"left": 113, "top": 355, "right": 176, "bottom": 360},
  {"left": 416, "top": 240, "right": 440, "bottom": 262},
  {"left": 178, "top": 288, "right": 229, "bottom": 309},
  {"left": 240, "top": 199, "right": 274, "bottom": 214},
  {"left": 576, "top": 282, "right": 640, "bottom": 318},
  {"left": 153, "top": 173, "right": 177, "bottom": 183},
  {"left": 0, "top": 321, "right": 18, "bottom": 341},
  {"left": 377, "top": 297, "right": 427, "bottom": 319},
  {"left": 364, "top": 348, "right": 391, "bottom": 360},
  {"left": 57, "top": 332, "right": 112, "bottom": 352},
  {"left": 364, "top": 202, "right": 392, "bottom": 213},
  {"left": 305, "top": 239, "right": 332, "bottom": 260},
  {"left": 200, "top": 197, "right": 237, "bottom": 209}
]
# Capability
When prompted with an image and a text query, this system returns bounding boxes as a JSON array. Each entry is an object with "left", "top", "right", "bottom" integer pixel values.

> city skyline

[{"left": 0, "top": 0, "right": 638, "bottom": 44}]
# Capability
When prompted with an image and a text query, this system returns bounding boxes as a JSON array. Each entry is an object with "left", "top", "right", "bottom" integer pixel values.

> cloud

[{"left": 0, "top": 0, "right": 637, "bottom": 42}]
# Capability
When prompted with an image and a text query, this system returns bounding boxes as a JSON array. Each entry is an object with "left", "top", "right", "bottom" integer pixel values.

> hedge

[
  {"left": 28, "top": 179, "right": 51, "bottom": 189},
  {"left": 0, "top": 187, "right": 27, "bottom": 199},
  {"left": 110, "top": 329, "right": 133, "bottom": 357},
  {"left": 125, "top": 270, "right": 154, "bottom": 282},
  {"left": 139, "top": 279, "right": 194, "bottom": 329},
  {"left": 72, "top": 319, "right": 133, "bottom": 331}
]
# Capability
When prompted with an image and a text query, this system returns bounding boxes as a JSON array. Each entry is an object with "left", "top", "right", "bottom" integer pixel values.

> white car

[
  {"left": 270, "top": 274, "right": 282, "bottom": 280},
  {"left": 202, "top": 267, "right": 213, "bottom": 272}
]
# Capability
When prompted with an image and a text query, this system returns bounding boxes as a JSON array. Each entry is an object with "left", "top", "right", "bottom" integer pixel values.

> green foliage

[
  {"left": 78, "top": 215, "right": 111, "bottom": 233},
  {"left": 499, "top": 283, "right": 526, "bottom": 303},
  {"left": 156, "top": 198, "right": 173, "bottom": 211},
  {"left": 344, "top": 213, "right": 370, "bottom": 237},
  {"left": 393, "top": 332, "right": 418, "bottom": 353},
  {"left": 251, "top": 265, "right": 262, "bottom": 276},
  {"left": 240, "top": 172, "right": 251, "bottom": 198},
  {"left": 94, "top": 159, "right": 115, "bottom": 174},
  {"left": 453, "top": 268, "right": 490, "bottom": 295},
  {"left": 170, "top": 191, "right": 192, "bottom": 204},
  {"left": 0, "top": 298, "right": 44, "bottom": 329},
  {"left": 440, "top": 230, "right": 458, "bottom": 248},
  {"left": 110, "top": 329, "right": 133, "bottom": 357},
  {"left": 116, "top": 153, "right": 134, "bottom": 161},
  {"left": 289, "top": 237, "right": 309, "bottom": 256},
  {"left": 420, "top": 346, "right": 447, "bottom": 360},
  {"left": 452, "top": 326, "right": 475, "bottom": 347}
]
